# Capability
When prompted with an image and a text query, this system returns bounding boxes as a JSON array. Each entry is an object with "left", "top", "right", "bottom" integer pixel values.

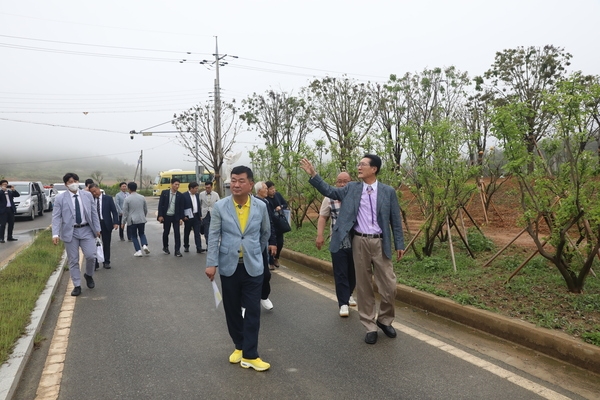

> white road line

[{"left": 274, "top": 270, "right": 572, "bottom": 400}]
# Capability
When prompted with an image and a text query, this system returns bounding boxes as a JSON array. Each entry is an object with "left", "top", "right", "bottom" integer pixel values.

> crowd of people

[{"left": 47, "top": 153, "right": 405, "bottom": 373}]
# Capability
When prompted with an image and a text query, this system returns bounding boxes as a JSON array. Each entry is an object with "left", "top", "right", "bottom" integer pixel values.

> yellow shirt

[{"left": 234, "top": 196, "right": 251, "bottom": 258}]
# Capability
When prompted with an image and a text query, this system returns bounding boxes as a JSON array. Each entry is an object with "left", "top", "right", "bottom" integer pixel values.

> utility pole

[
  {"left": 194, "top": 113, "right": 199, "bottom": 183},
  {"left": 139, "top": 150, "right": 143, "bottom": 191},
  {"left": 214, "top": 36, "right": 223, "bottom": 194}
]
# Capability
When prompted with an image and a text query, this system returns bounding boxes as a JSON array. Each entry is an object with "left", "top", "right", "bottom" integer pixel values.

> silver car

[{"left": 11, "top": 181, "right": 42, "bottom": 220}]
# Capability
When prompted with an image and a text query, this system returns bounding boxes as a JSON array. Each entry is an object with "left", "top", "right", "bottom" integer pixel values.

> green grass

[
  {"left": 0, "top": 229, "right": 64, "bottom": 364},
  {"left": 284, "top": 225, "right": 600, "bottom": 346}
]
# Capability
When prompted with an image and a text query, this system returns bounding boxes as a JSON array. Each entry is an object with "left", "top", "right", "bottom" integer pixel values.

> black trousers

[
  {"left": 183, "top": 213, "right": 203, "bottom": 251},
  {"left": 331, "top": 247, "right": 356, "bottom": 306},
  {"left": 162, "top": 215, "right": 181, "bottom": 251},
  {"left": 100, "top": 226, "right": 113, "bottom": 264},
  {"left": 261, "top": 249, "right": 271, "bottom": 300},
  {"left": 0, "top": 208, "right": 15, "bottom": 240},
  {"left": 221, "top": 263, "right": 263, "bottom": 359},
  {"left": 202, "top": 212, "right": 211, "bottom": 247},
  {"left": 118, "top": 214, "right": 129, "bottom": 240}
]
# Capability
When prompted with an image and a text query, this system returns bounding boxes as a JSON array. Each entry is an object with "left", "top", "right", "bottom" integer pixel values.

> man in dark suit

[
  {"left": 182, "top": 181, "right": 205, "bottom": 253},
  {"left": 0, "top": 180, "right": 20, "bottom": 243},
  {"left": 300, "top": 154, "right": 405, "bottom": 345},
  {"left": 89, "top": 184, "right": 119, "bottom": 269},
  {"left": 157, "top": 178, "right": 185, "bottom": 257}
]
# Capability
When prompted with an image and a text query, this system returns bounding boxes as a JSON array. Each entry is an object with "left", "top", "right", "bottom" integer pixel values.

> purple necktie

[{"left": 367, "top": 185, "right": 375, "bottom": 224}]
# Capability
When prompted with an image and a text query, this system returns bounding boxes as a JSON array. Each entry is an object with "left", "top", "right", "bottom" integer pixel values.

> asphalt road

[
  {"left": 10, "top": 197, "right": 600, "bottom": 399},
  {"left": 0, "top": 211, "right": 52, "bottom": 269}
]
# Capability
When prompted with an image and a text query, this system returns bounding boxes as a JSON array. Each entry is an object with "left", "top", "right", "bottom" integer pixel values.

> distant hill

[{"left": 0, "top": 155, "right": 138, "bottom": 186}]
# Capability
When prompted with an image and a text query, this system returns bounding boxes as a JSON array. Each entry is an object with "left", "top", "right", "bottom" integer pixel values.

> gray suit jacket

[
  {"left": 52, "top": 189, "right": 101, "bottom": 242},
  {"left": 309, "top": 174, "right": 405, "bottom": 259},
  {"left": 121, "top": 192, "right": 147, "bottom": 225},
  {"left": 206, "top": 195, "right": 270, "bottom": 277}
]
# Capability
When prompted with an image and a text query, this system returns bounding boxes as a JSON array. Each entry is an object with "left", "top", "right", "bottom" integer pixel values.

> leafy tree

[
  {"left": 173, "top": 101, "right": 241, "bottom": 195},
  {"left": 241, "top": 90, "right": 312, "bottom": 195},
  {"left": 492, "top": 72, "right": 600, "bottom": 293},
  {"left": 305, "top": 76, "right": 375, "bottom": 171},
  {"left": 481, "top": 45, "right": 572, "bottom": 171},
  {"left": 399, "top": 67, "right": 479, "bottom": 257}
]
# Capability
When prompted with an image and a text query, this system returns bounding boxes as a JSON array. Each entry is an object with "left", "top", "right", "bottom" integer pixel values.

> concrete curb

[
  {"left": 0, "top": 252, "right": 67, "bottom": 400},
  {"left": 281, "top": 248, "right": 600, "bottom": 375}
]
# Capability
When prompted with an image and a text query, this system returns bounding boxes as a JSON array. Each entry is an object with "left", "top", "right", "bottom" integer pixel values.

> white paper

[
  {"left": 212, "top": 280, "right": 222, "bottom": 308},
  {"left": 184, "top": 208, "right": 194, "bottom": 219}
]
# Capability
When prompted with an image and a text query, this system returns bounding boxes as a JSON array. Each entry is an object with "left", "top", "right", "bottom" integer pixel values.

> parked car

[
  {"left": 43, "top": 186, "right": 58, "bottom": 211},
  {"left": 35, "top": 181, "right": 48, "bottom": 212},
  {"left": 53, "top": 183, "right": 67, "bottom": 195},
  {"left": 11, "top": 181, "right": 42, "bottom": 220}
]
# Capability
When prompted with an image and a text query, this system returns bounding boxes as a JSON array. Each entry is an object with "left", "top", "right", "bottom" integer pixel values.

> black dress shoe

[
  {"left": 71, "top": 286, "right": 81, "bottom": 296},
  {"left": 162, "top": 248, "right": 170, "bottom": 255},
  {"left": 197, "top": 249, "right": 206, "bottom": 253},
  {"left": 0, "top": 240, "right": 5, "bottom": 243},
  {"left": 376, "top": 321, "right": 397, "bottom": 338},
  {"left": 83, "top": 273, "right": 95, "bottom": 289},
  {"left": 174, "top": 251, "right": 183, "bottom": 257},
  {"left": 184, "top": 247, "right": 190, "bottom": 253},
  {"left": 103, "top": 263, "right": 111, "bottom": 269},
  {"left": 365, "top": 331, "right": 378, "bottom": 344},
  {"left": 7, "top": 237, "right": 17, "bottom": 241}
]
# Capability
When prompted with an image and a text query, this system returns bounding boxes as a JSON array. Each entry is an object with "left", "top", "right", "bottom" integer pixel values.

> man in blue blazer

[
  {"left": 206, "top": 166, "right": 271, "bottom": 372},
  {"left": 90, "top": 184, "right": 119, "bottom": 269},
  {"left": 52, "top": 173, "right": 102, "bottom": 296},
  {"left": 300, "top": 155, "right": 405, "bottom": 345},
  {"left": 182, "top": 181, "right": 205, "bottom": 253},
  {"left": 0, "top": 180, "right": 20, "bottom": 243},
  {"left": 157, "top": 178, "right": 185, "bottom": 257}
]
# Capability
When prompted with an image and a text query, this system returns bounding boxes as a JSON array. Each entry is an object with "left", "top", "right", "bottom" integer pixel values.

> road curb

[
  {"left": 0, "top": 252, "right": 66, "bottom": 400},
  {"left": 281, "top": 248, "right": 600, "bottom": 375}
]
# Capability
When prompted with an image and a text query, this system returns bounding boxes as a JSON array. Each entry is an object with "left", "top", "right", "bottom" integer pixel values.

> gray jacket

[
  {"left": 309, "top": 174, "right": 404, "bottom": 259},
  {"left": 121, "top": 192, "right": 147, "bottom": 225}
]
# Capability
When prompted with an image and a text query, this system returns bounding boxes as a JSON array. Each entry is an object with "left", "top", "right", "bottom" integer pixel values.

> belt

[
  {"left": 74, "top": 223, "right": 89, "bottom": 228},
  {"left": 238, "top": 257, "right": 244, "bottom": 265},
  {"left": 353, "top": 230, "right": 382, "bottom": 239}
]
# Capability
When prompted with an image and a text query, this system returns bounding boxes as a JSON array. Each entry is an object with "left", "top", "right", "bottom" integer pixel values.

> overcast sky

[{"left": 1, "top": 0, "right": 599, "bottom": 176}]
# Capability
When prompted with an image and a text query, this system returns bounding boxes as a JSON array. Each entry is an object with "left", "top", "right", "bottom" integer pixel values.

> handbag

[
  {"left": 95, "top": 238, "right": 105, "bottom": 263},
  {"left": 273, "top": 210, "right": 292, "bottom": 233}
]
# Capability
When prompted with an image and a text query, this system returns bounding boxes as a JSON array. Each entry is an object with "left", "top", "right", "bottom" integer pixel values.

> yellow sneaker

[
  {"left": 229, "top": 349, "right": 242, "bottom": 364},
  {"left": 240, "top": 357, "right": 270, "bottom": 371}
]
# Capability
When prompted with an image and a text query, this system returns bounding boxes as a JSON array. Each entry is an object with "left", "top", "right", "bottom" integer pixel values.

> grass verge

[
  {"left": 284, "top": 225, "right": 600, "bottom": 347},
  {"left": 0, "top": 229, "right": 64, "bottom": 365}
]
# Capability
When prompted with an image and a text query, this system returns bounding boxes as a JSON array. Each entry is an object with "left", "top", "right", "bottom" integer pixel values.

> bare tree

[
  {"left": 90, "top": 170, "right": 104, "bottom": 186},
  {"left": 305, "top": 76, "right": 375, "bottom": 171},
  {"left": 173, "top": 101, "right": 241, "bottom": 195}
]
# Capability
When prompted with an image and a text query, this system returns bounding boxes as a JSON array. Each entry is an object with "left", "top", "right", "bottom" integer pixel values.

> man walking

[
  {"left": 0, "top": 180, "right": 20, "bottom": 243},
  {"left": 157, "top": 178, "right": 184, "bottom": 257},
  {"left": 114, "top": 182, "right": 130, "bottom": 241},
  {"left": 89, "top": 184, "right": 119, "bottom": 269},
  {"left": 182, "top": 182, "right": 205, "bottom": 253},
  {"left": 300, "top": 155, "right": 405, "bottom": 344},
  {"left": 205, "top": 166, "right": 271, "bottom": 371},
  {"left": 199, "top": 181, "right": 219, "bottom": 248},
  {"left": 315, "top": 172, "right": 357, "bottom": 317},
  {"left": 52, "top": 172, "right": 102, "bottom": 296}
]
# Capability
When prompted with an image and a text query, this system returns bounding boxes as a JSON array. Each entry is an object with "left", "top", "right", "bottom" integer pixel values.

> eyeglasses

[
  {"left": 357, "top": 162, "right": 371, "bottom": 168},
  {"left": 335, "top": 180, "right": 349, "bottom": 184}
]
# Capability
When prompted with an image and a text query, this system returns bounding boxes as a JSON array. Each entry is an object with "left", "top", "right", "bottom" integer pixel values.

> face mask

[{"left": 68, "top": 183, "right": 80, "bottom": 191}]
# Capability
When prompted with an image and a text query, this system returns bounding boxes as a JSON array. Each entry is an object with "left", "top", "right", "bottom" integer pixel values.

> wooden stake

[{"left": 447, "top": 214, "right": 457, "bottom": 273}]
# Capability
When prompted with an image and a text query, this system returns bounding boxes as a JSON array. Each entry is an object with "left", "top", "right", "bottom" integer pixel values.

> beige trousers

[{"left": 352, "top": 235, "right": 397, "bottom": 332}]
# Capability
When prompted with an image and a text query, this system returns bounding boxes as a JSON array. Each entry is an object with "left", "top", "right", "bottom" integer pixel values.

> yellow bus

[{"left": 152, "top": 169, "right": 214, "bottom": 195}]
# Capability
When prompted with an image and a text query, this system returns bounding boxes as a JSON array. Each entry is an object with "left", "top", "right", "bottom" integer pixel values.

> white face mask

[{"left": 68, "top": 183, "right": 80, "bottom": 192}]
